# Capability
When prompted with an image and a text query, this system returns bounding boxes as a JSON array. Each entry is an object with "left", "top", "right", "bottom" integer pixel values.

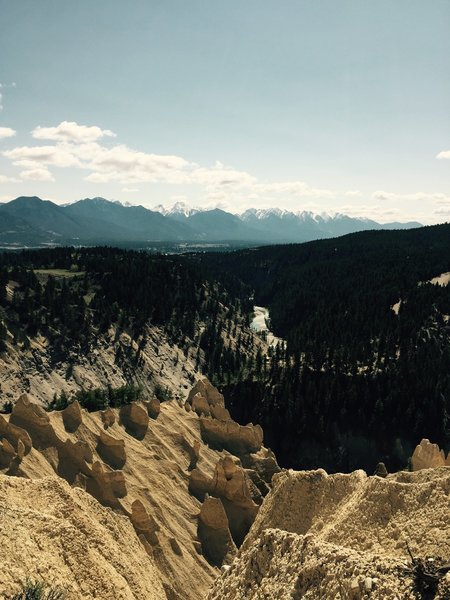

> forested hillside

[
  {"left": 0, "top": 247, "right": 261, "bottom": 404},
  {"left": 199, "top": 224, "right": 450, "bottom": 472},
  {"left": 2, "top": 224, "right": 450, "bottom": 474}
]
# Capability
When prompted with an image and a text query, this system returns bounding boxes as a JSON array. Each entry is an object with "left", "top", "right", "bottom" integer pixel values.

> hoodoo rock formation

[
  {"left": 97, "top": 429, "right": 127, "bottom": 469},
  {"left": 0, "top": 378, "right": 279, "bottom": 600},
  {"left": 184, "top": 378, "right": 280, "bottom": 560},
  {"left": 119, "top": 402, "right": 149, "bottom": 439},
  {"left": 1, "top": 377, "right": 449, "bottom": 599},
  {"left": 208, "top": 467, "right": 450, "bottom": 599},
  {"left": 0, "top": 414, "right": 32, "bottom": 455},
  {"left": 411, "top": 438, "right": 450, "bottom": 471},
  {"left": 199, "top": 418, "right": 264, "bottom": 456},
  {"left": 189, "top": 456, "right": 260, "bottom": 549},
  {"left": 185, "top": 377, "right": 265, "bottom": 458},
  {"left": 61, "top": 399, "right": 83, "bottom": 432},
  {"left": 130, "top": 498, "right": 160, "bottom": 547},
  {"left": 198, "top": 496, "right": 237, "bottom": 567}
]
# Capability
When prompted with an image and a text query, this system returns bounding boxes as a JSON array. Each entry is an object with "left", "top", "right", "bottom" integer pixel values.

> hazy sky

[{"left": 0, "top": 0, "right": 449, "bottom": 222}]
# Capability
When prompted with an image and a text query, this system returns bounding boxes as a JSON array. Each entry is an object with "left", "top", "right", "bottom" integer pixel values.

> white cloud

[
  {"left": 373, "top": 190, "right": 450, "bottom": 203},
  {"left": 188, "top": 165, "right": 257, "bottom": 188},
  {"left": 3, "top": 119, "right": 448, "bottom": 223},
  {"left": 334, "top": 204, "right": 404, "bottom": 222},
  {"left": 4, "top": 144, "right": 81, "bottom": 168},
  {"left": 0, "top": 126, "right": 16, "bottom": 139},
  {"left": 436, "top": 150, "right": 450, "bottom": 160},
  {"left": 255, "top": 181, "right": 334, "bottom": 198},
  {"left": 2, "top": 120, "right": 339, "bottom": 197},
  {"left": 434, "top": 207, "right": 450, "bottom": 216},
  {"left": 0, "top": 174, "right": 18, "bottom": 183},
  {"left": 434, "top": 198, "right": 450, "bottom": 206},
  {"left": 85, "top": 144, "right": 191, "bottom": 183},
  {"left": 32, "top": 121, "right": 116, "bottom": 143},
  {"left": 20, "top": 167, "right": 55, "bottom": 182}
]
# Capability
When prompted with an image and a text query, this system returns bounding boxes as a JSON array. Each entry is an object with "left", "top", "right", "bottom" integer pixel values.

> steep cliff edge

[
  {"left": 0, "top": 476, "right": 167, "bottom": 600},
  {"left": 0, "top": 378, "right": 277, "bottom": 599},
  {"left": 1, "top": 376, "right": 449, "bottom": 599},
  {"left": 208, "top": 467, "right": 450, "bottom": 599}
]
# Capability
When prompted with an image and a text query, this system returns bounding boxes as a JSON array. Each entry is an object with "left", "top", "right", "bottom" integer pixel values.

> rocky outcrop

[
  {"left": 374, "top": 462, "right": 388, "bottom": 477},
  {"left": 191, "top": 392, "right": 212, "bottom": 417},
  {"left": 0, "top": 475, "right": 167, "bottom": 600},
  {"left": 145, "top": 397, "right": 161, "bottom": 420},
  {"left": 86, "top": 461, "right": 127, "bottom": 508},
  {"left": 211, "top": 457, "right": 258, "bottom": 509},
  {"left": 210, "top": 404, "right": 231, "bottom": 421},
  {"left": 212, "top": 457, "right": 259, "bottom": 546},
  {"left": 101, "top": 407, "right": 116, "bottom": 429},
  {"left": 0, "top": 379, "right": 275, "bottom": 600},
  {"left": 199, "top": 418, "right": 263, "bottom": 456},
  {"left": 190, "top": 456, "right": 259, "bottom": 549},
  {"left": 61, "top": 400, "right": 83, "bottom": 432},
  {"left": 10, "top": 394, "right": 58, "bottom": 449},
  {"left": 240, "top": 447, "right": 281, "bottom": 496},
  {"left": 190, "top": 457, "right": 258, "bottom": 506},
  {"left": 189, "top": 466, "right": 212, "bottom": 500},
  {"left": 187, "top": 378, "right": 224, "bottom": 408},
  {"left": 0, "top": 415, "right": 32, "bottom": 455},
  {"left": 131, "top": 499, "right": 160, "bottom": 547},
  {"left": 57, "top": 438, "right": 93, "bottom": 483},
  {"left": 198, "top": 496, "right": 237, "bottom": 567},
  {"left": 0, "top": 438, "right": 21, "bottom": 472},
  {"left": 208, "top": 468, "right": 450, "bottom": 599},
  {"left": 119, "top": 402, "right": 149, "bottom": 439},
  {"left": 183, "top": 438, "right": 200, "bottom": 471},
  {"left": 411, "top": 438, "right": 450, "bottom": 470},
  {"left": 185, "top": 378, "right": 232, "bottom": 420},
  {"left": 184, "top": 378, "right": 280, "bottom": 559},
  {"left": 97, "top": 430, "right": 126, "bottom": 469}
]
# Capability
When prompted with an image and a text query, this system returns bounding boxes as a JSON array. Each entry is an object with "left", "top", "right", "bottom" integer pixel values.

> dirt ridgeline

[
  {"left": 0, "top": 476, "right": 167, "bottom": 600},
  {"left": 0, "top": 378, "right": 277, "bottom": 600},
  {"left": 1, "top": 374, "right": 449, "bottom": 600},
  {"left": 208, "top": 467, "right": 450, "bottom": 599}
]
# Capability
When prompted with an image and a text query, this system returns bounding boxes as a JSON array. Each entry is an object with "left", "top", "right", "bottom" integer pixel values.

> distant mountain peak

[
  {"left": 241, "top": 207, "right": 291, "bottom": 219},
  {"left": 79, "top": 197, "right": 112, "bottom": 205},
  {"left": 154, "top": 201, "right": 201, "bottom": 218},
  {"left": 13, "top": 195, "right": 46, "bottom": 204},
  {"left": 0, "top": 196, "right": 423, "bottom": 246},
  {"left": 112, "top": 199, "right": 135, "bottom": 208}
]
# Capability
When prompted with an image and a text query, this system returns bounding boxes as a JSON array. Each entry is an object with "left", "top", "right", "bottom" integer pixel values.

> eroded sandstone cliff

[
  {"left": 208, "top": 467, "right": 450, "bottom": 599},
  {"left": 0, "top": 378, "right": 277, "bottom": 600}
]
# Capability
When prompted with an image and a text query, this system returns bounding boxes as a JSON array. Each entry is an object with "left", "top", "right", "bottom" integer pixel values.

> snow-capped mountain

[
  {"left": 238, "top": 207, "right": 420, "bottom": 240},
  {"left": 0, "top": 196, "right": 422, "bottom": 246},
  {"left": 149, "top": 203, "right": 421, "bottom": 242},
  {"left": 153, "top": 202, "right": 201, "bottom": 219}
]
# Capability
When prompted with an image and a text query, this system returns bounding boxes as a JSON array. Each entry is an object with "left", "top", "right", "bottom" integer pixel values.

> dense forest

[
  {"left": 0, "top": 247, "right": 258, "bottom": 395},
  {"left": 1, "top": 224, "right": 450, "bottom": 473},
  {"left": 198, "top": 224, "right": 450, "bottom": 472}
]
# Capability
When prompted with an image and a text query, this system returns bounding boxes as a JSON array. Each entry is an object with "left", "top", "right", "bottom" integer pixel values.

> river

[{"left": 250, "top": 306, "right": 284, "bottom": 348}]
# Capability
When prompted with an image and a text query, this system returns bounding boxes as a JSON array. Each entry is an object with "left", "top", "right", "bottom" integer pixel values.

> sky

[{"left": 0, "top": 0, "right": 449, "bottom": 223}]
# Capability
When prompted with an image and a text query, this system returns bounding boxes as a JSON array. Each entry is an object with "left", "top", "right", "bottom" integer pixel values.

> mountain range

[{"left": 0, "top": 196, "right": 422, "bottom": 247}]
